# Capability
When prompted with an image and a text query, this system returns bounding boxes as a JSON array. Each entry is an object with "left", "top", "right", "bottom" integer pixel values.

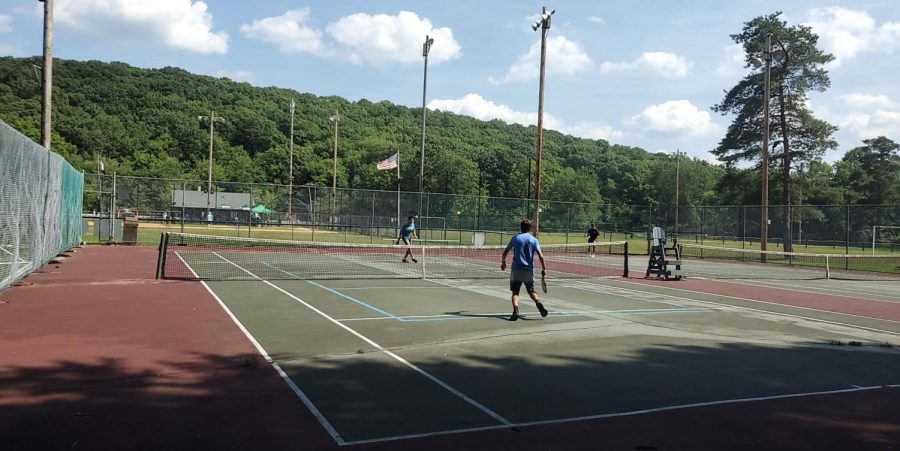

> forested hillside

[{"left": 0, "top": 57, "right": 897, "bottom": 209}]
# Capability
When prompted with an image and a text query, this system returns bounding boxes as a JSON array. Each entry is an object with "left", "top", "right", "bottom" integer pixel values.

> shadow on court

[
  {"left": 1, "top": 343, "right": 899, "bottom": 450},
  {"left": 443, "top": 310, "right": 541, "bottom": 320}
]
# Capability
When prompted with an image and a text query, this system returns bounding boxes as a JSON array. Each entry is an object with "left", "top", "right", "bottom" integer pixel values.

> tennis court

[{"left": 155, "top": 232, "right": 900, "bottom": 446}]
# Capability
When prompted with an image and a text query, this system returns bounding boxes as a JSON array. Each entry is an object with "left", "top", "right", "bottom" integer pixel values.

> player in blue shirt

[
  {"left": 500, "top": 219, "right": 548, "bottom": 321},
  {"left": 397, "top": 215, "right": 419, "bottom": 263}
]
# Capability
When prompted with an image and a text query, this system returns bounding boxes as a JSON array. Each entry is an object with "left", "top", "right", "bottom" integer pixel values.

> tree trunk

[{"left": 777, "top": 85, "right": 792, "bottom": 252}]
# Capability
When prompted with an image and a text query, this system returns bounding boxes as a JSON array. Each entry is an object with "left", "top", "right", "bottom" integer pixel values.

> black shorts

[
  {"left": 588, "top": 237, "right": 598, "bottom": 243},
  {"left": 509, "top": 267, "right": 535, "bottom": 295}
]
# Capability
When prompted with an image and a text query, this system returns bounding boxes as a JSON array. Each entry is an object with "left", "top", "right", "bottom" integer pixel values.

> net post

[
  {"left": 421, "top": 245, "right": 427, "bottom": 279},
  {"left": 825, "top": 254, "right": 830, "bottom": 280},
  {"left": 156, "top": 232, "right": 169, "bottom": 279},
  {"left": 623, "top": 241, "right": 629, "bottom": 278}
]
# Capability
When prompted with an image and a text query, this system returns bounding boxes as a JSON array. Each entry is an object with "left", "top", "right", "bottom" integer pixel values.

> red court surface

[{"left": 1, "top": 246, "right": 898, "bottom": 450}]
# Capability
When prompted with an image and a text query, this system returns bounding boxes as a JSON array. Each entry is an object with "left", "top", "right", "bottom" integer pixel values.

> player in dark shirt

[{"left": 586, "top": 223, "right": 600, "bottom": 258}]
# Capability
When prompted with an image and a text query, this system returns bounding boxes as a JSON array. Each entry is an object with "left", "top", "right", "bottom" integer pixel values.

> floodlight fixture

[{"left": 532, "top": 7, "right": 555, "bottom": 31}]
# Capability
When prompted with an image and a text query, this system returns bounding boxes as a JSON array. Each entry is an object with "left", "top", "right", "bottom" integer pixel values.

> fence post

[
  {"left": 370, "top": 190, "right": 375, "bottom": 244},
  {"left": 565, "top": 204, "right": 571, "bottom": 244},
  {"left": 700, "top": 206, "right": 704, "bottom": 246},
  {"left": 311, "top": 187, "right": 316, "bottom": 242},
  {"left": 845, "top": 204, "right": 850, "bottom": 268},
  {"left": 109, "top": 172, "right": 117, "bottom": 242},
  {"left": 741, "top": 206, "right": 745, "bottom": 249},
  {"left": 424, "top": 192, "right": 430, "bottom": 244},
  {"left": 180, "top": 180, "right": 186, "bottom": 234},
  {"left": 248, "top": 185, "right": 253, "bottom": 238}
]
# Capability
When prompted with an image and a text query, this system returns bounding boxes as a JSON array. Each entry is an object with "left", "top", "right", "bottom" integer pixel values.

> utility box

[{"left": 122, "top": 216, "right": 139, "bottom": 244}]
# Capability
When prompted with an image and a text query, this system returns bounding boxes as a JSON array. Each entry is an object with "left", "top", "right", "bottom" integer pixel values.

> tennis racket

[{"left": 541, "top": 273, "right": 548, "bottom": 293}]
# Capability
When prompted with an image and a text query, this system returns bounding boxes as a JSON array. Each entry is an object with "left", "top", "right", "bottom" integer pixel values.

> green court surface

[{"left": 190, "top": 252, "right": 900, "bottom": 445}]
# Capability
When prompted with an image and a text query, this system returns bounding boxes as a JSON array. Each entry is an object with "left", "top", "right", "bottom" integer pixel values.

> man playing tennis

[
  {"left": 586, "top": 223, "right": 600, "bottom": 257},
  {"left": 398, "top": 215, "right": 419, "bottom": 263},
  {"left": 500, "top": 219, "right": 548, "bottom": 321}
]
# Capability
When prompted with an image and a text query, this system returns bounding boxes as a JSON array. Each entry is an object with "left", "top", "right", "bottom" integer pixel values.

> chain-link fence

[
  {"left": 656, "top": 205, "right": 900, "bottom": 253},
  {"left": 81, "top": 174, "right": 899, "bottom": 254},
  {"left": 1, "top": 120, "right": 84, "bottom": 291}
]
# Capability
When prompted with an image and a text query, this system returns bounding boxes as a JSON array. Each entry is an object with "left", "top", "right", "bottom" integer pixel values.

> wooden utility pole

[
  {"left": 40, "top": 0, "right": 53, "bottom": 150},
  {"left": 533, "top": 6, "right": 554, "bottom": 236},
  {"left": 199, "top": 113, "right": 224, "bottom": 217}
]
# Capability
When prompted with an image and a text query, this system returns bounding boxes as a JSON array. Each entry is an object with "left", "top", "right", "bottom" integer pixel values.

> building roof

[{"left": 171, "top": 190, "right": 254, "bottom": 210}]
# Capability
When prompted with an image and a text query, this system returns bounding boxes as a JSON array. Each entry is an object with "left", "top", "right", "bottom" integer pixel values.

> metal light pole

[
  {"left": 39, "top": 0, "right": 53, "bottom": 150},
  {"left": 288, "top": 98, "right": 295, "bottom": 220},
  {"left": 330, "top": 110, "right": 340, "bottom": 227},
  {"left": 532, "top": 6, "right": 555, "bottom": 237},
  {"left": 419, "top": 35, "right": 434, "bottom": 194},
  {"left": 199, "top": 113, "right": 224, "bottom": 217}
]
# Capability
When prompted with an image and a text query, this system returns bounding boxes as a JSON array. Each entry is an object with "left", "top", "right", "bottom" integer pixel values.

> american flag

[{"left": 376, "top": 153, "right": 398, "bottom": 170}]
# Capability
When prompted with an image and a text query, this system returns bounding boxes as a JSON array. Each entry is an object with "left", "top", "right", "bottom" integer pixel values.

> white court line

[
  {"left": 560, "top": 281, "right": 691, "bottom": 308},
  {"left": 605, "top": 279, "right": 900, "bottom": 336},
  {"left": 888, "top": 384, "right": 900, "bottom": 388},
  {"left": 173, "top": 252, "right": 345, "bottom": 445},
  {"left": 340, "top": 385, "right": 887, "bottom": 446},
  {"left": 210, "top": 252, "right": 512, "bottom": 429},
  {"left": 337, "top": 286, "right": 451, "bottom": 290},
  {"left": 335, "top": 307, "right": 713, "bottom": 322},
  {"left": 688, "top": 276, "right": 900, "bottom": 304}
]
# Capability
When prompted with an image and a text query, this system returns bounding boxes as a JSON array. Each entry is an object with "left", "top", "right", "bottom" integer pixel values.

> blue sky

[{"left": 2, "top": 0, "right": 899, "bottom": 163}]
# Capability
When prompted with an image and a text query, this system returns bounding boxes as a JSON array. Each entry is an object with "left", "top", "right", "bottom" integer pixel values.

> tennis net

[
  {"left": 156, "top": 232, "right": 629, "bottom": 281},
  {"left": 679, "top": 243, "right": 900, "bottom": 280}
]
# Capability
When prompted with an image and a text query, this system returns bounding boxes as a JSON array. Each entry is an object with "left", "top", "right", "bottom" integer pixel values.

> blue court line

[
  {"left": 259, "top": 262, "right": 714, "bottom": 323},
  {"left": 260, "top": 262, "right": 400, "bottom": 320}
]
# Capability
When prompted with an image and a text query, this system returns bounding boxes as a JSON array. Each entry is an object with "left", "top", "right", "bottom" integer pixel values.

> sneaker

[
  {"left": 412, "top": 258, "right": 418, "bottom": 263},
  {"left": 537, "top": 303, "right": 548, "bottom": 317},
  {"left": 402, "top": 259, "right": 408, "bottom": 263},
  {"left": 509, "top": 312, "right": 519, "bottom": 321}
]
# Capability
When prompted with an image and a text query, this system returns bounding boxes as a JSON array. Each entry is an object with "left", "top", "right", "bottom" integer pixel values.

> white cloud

[
  {"left": 600, "top": 52, "right": 692, "bottom": 78},
  {"left": 588, "top": 16, "right": 605, "bottom": 25},
  {"left": 495, "top": 35, "right": 593, "bottom": 83},
  {"left": 427, "top": 93, "right": 622, "bottom": 142},
  {"left": 52, "top": 0, "right": 228, "bottom": 54},
  {"left": 241, "top": 10, "right": 461, "bottom": 66},
  {"left": 214, "top": 70, "right": 255, "bottom": 84},
  {"left": 326, "top": 11, "right": 461, "bottom": 65},
  {"left": 628, "top": 100, "right": 717, "bottom": 136},
  {"left": 715, "top": 43, "right": 745, "bottom": 76},
  {"left": 239, "top": 9, "right": 330, "bottom": 57},
  {"left": 839, "top": 93, "right": 898, "bottom": 110},
  {"left": 0, "top": 14, "right": 12, "bottom": 33},
  {"left": 804, "top": 6, "right": 900, "bottom": 67},
  {"left": 814, "top": 96, "right": 900, "bottom": 140}
]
